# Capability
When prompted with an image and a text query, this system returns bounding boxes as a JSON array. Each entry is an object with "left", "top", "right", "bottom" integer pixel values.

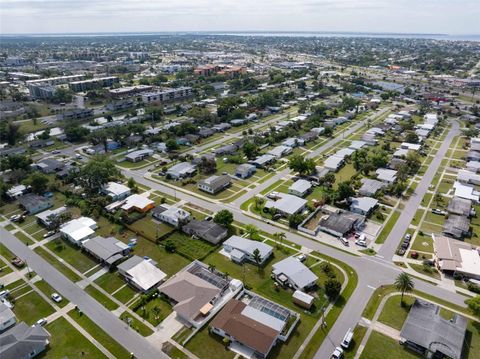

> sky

[{"left": 1, "top": 0, "right": 480, "bottom": 35}]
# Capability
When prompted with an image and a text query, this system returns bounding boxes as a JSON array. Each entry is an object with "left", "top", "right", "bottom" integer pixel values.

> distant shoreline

[{"left": 1, "top": 31, "right": 479, "bottom": 41}]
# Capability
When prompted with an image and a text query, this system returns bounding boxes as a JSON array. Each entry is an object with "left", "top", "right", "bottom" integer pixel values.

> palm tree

[
  {"left": 254, "top": 196, "right": 266, "bottom": 211},
  {"left": 245, "top": 224, "right": 259, "bottom": 239},
  {"left": 273, "top": 232, "right": 286, "bottom": 248},
  {"left": 252, "top": 248, "right": 262, "bottom": 268},
  {"left": 395, "top": 272, "right": 414, "bottom": 303}
]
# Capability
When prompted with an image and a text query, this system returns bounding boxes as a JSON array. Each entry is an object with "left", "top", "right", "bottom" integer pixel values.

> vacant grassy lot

[
  {"left": 360, "top": 331, "right": 421, "bottom": 359},
  {"left": 128, "top": 215, "right": 175, "bottom": 241},
  {"left": 162, "top": 231, "right": 216, "bottom": 260},
  {"left": 45, "top": 239, "right": 98, "bottom": 274},
  {"left": 13, "top": 291, "right": 55, "bottom": 325},
  {"left": 68, "top": 310, "right": 131, "bottom": 359},
  {"left": 43, "top": 317, "right": 108, "bottom": 359}
]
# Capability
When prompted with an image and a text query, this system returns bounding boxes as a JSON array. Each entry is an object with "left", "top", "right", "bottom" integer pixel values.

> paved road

[
  {"left": 0, "top": 228, "right": 168, "bottom": 359},
  {"left": 378, "top": 119, "right": 460, "bottom": 259}
]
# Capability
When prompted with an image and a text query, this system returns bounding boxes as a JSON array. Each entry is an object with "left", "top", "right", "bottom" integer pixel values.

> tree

[
  {"left": 0, "top": 121, "right": 23, "bottom": 145},
  {"left": 324, "top": 278, "right": 342, "bottom": 300},
  {"left": 165, "top": 139, "right": 179, "bottom": 151},
  {"left": 213, "top": 209, "right": 234, "bottom": 227},
  {"left": 47, "top": 212, "right": 72, "bottom": 230},
  {"left": 52, "top": 87, "right": 73, "bottom": 103},
  {"left": 78, "top": 156, "right": 120, "bottom": 195},
  {"left": 288, "top": 213, "right": 305, "bottom": 229},
  {"left": 466, "top": 296, "right": 480, "bottom": 317},
  {"left": 405, "top": 132, "right": 419, "bottom": 144},
  {"left": 288, "top": 155, "right": 316, "bottom": 176},
  {"left": 165, "top": 240, "right": 176, "bottom": 253},
  {"left": 336, "top": 181, "right": 355, "bottom": 202},
  {"left": 24, "top": 172, "right": 50, "bottom": 194},
  {"left": 65, "top": 125, "right": 90, "bottom": 142},
  {"left": 395, "top": 272, "right": 414, "bottom": 303},
  {"left": 252, "top": 248, "right": 262, "bottom": 267},
  {"left": 198, "top": 156, "right": 217, "bottom": 175},
  {"left": 254, "top": 196, "right": 266, "bottom": 211},
  {"left": 273, "top": 232, "right": 286, "bottom": 248},
  {"left": 245, "top": 224, "right": 259, "bottom": 239},
  {"left": 243, "top": 142, "right": 259, "bottom": 160}
]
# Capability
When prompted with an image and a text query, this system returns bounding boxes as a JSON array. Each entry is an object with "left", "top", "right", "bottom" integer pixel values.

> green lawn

[
  {"left": 113, "top": 285, "right": 138, "bottom": 303},
  {"left": 127, "top": 215, "right": 175, "bottom": 241},
  {"left": 162, "top": 343, "right": 189, "bottom": 359},
  {"left": 377, "top": 295, "right": 415, "bottom": 330},
  {"left": 360, "top": 332, "right": 421, "bottom": 359},
  {"left": 131, "top": 296, "right": 173, "bottom": 327},
  {"left": 410, "top": 232, "right": 434, "bottom": 253},
  {"left": 43, "top": 317, "right": 108, "bottom": 359},
  {"left": 13, "top": 291, "right": 55, "bottom": 325},
  {"left": 14, "top": 231, "right": 34, "bottom": 245},
  {"left": 68, "top": 310, "right": 131, "bottom": 359},
  {"left": 423, "top": 212, "right": 445, "bottom": 225},
  {"left": 162, "top": 231, "right": 217, "bottom": 261},
  {"left": 34, "top": 247, "right": 82, "bottom": 282},
  {"left": 344, "top": 325, "right": 368, "bottom": 359},
  {"left": 94, "top": 271, "right": 127, "bottom": 294},
  {"left": 185, "top": 324, "right": 236, "bottom": 359},
  {"left": 375, "top": 211, "right": 400, "bottom": 244},
  {"left": 419, "top": 221, "right": 443, "bottom": 235},
  {"left": 84, "top": 285, "right": 119, "bottom": 311},
  {"left": 34, "top": 280, "right": 70, "bottom": 308},
  {"left": 119, "top": 311, "right": 154, "bottom": 336},
  {"left": 409, "top": 263, "right": 441, "bottom": 280},
  {"left": 45, "top": 239, "right": 98, "bottom": 274}
]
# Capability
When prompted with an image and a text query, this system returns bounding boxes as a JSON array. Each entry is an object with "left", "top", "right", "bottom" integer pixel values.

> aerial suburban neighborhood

[{"left": 1, "top": 11, "right": 480, "bottom": 359}]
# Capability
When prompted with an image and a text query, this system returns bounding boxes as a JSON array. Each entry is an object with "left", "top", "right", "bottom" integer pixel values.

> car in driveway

[
  {"left": 432, "top": 208, "right": 446, "bottom": 215},
  {"left": 34, "top": 318, "right": 47, "bottom": 326},
  {"left": 43, "top": 230, "right": 56, "bottom": 238},
  {"left": 10, "top": 214, "right": 25, "bottom": 223},
  {"left": 355, "top": 239, "right": 367, "bottom": 247},
  {"left": 331, "top": 346, "right": 344, "bottom": 359},
  {"left": 404, "top": 233, "right": 412, "bottom": 241},
  {"left": 51, "top": 293, "right": 62, "bottom": 303}
]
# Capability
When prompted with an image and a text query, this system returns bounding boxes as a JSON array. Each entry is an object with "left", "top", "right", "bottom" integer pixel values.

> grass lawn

[
  {"left": 127, "top": 215, "right": 175, "bottom": 241},
  {"left": 423, "top": 212, "right": 445, "bottom": 226},
  {"left": 409, "top": 263, "right": 441, "bottom": 280},
  {"left": 0, "top": 259, "right": 13, "bottom": 277},
  {"left": 344, "top": 325, "right": 368, "bottom": 359},
  {"left": 43, "top": 317, "right": 108, "bottom": 359},
  {"left": 34, "top": 280, "right": 70, "bottom": 308},
  {"left": 333, "top": 163, "right": 356, "bottom": 189},
  {"left": 94, "top": 271, "right": 126, "bottom": 294},
  {"left": 185, "top": 324, "right": 236, "bottom": 359},
  {"left": 375, "top": 210, "right": 400, "bottom": 244},
  {"left": 162, "top": 343, "right": 189, "bottom": 359},
  {"left": 119, "top": 311, "right": 154, "bottom": 336},
  {"left": 68, "top": 310, "right": 131, "bottom": 359},
  {"left": 410, "top": 232, "right": 434, "bottom": 253},
  {"left": 377, "top": 295, "right": 415, "bottom": 330},
  {"left": 13, "top": 291, "right": 55, "bottom": 325},
  {"left": 419, "top": 221, "right": 443, "bottom": 235},
  {"left": 113, "top": 285, "right": 138, "bottom": 303},
  {"left": 162, "top": 231, "right": 217, "bottom": 261},
  {"left": 34, "top": 247, "right": 82, "bottom": 282},
  {"left": 131, "top": 296, "right": 173, "bottom": 326},
  {"left": 84, "top": 285, "right": 119, "bottom": 311},
  {"left": 360, "top": 331, "right": 421, "bottom": 359},
  {"left": 14, "top": 231, "right": 34, "bottom": 245},
  {"left": 45, "top": 239, "right": 98, "bottom": 274}
]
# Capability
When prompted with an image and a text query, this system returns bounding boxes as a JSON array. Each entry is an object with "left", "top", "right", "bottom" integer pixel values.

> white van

[
  {"left": 341, "top": 328, "right": 354, "bottom": 349},
  {"left": 340, "top": 237, "right": 349, "bottom": 246}
]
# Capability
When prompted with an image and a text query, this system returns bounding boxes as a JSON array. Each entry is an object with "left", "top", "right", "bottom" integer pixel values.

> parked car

[
  {"left": 340, "top": 237, "right": 349, "bottom": 246},
  {"left": 404, "top": 233, "right": 412, "bottom": 241},
  {"left": 0, "top": 290, "right": 10, "bottom": 299},
  {"left": 355, "top": 239, "right": 367, "bottom": 247},
  {"left": 267, "top": 191, "right": 280, "bottom": 199},
  {"left": 331, "top": 346, "right": 344, "bottom": 359},
  {"left": 296, "top": 254, "right": 307, "bottom": 262},
  {"left": 410, "top": 251, "right": 419, "bottom": 259},
  {"left": 10, "top": 214, "right": 25, "bottom": 223},
  {"left": 34, "top": 318, "right": 47, "bottom": 326},
  {"left": 51, "top": 150, "right": 61, "bottom": 154},
  {"left": 51, "top": 293, "right": 62, "bottom": 303},
  {"left": 43, "top": 230, "right": 56, "bottom": 238},
  {"left": 11, "top": 257, "right": 25, "bottom": 268},
  {"left": 341, "top": 328, "right": 354, "bottom": 349},
  {"left": 432, "top": 208, "right": 446, "bottom": 215},
  {"left": 397, "top": 248, "right": 406, "bottom": 256}
]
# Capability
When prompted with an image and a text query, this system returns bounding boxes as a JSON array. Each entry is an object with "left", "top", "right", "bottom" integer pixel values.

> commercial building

[
  {"left": 69, "top": 76, "right": 119, "bottom": 92},
  {"left": 141, "top": 87, "right": 192, "bottom": 104}
]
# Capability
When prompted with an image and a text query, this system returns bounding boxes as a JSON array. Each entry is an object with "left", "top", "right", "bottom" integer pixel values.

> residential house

[
  {"left": 0, "top": 303, "right": 16, "bottom": 332},
  {"left": 35, "top": 206, "right": 68, "bottom": 228},
  {"left": 433, "top": 235, "right": 480, "bottom": 279},
  {"left": 0, "top": 322, "right": 50, "bottom": 359},
  {"left": 443, "top": 215, "right": 470, "bottom": 239},
  {"left": 288, "top": 179, "right": 312, "bottom": 198},
  {"left": 358, "top": 178, "right": 386, "bottom": 196},
  {"left": 222, "top": 236, "right": 273, "bottom": 265},
  {"left": 166, "top": 162, "right": 197, "bottom": 180},
  {"left": 466, "top": 161, "right": 480, "bottom": 173},
  {"left": 35, "top": 158, "right": 64, "bottom": 174},
  {"left": 117, "top": 255, "right": 167, "bottom": 292},
  {"left": 198, "top": 175, "right": 231, "bottom": 194},
  {"left": 457, "top": 169, "right": 480, "bottom": 185},
  {"left": 120, "top": 194, "right": 155, "bottom": 213},
  {"left": 251, "top": 154, "right": 276, "bottom": 168},
  {"left": 182, "top": 219, "right": 228, "bottom": 244},
  {"left": 400, "top": 299, "right": 467, "bottom": 359},
  {"left": 125, "top": 149, "right": 153, "bottom": 163},
  {"left": 272, "top": 257, "right": 318, "bottom": 291},
  {"left": 101, "top": 182, "right": 131, "bottom": 201},
  {"left": 349, "top": 197, "right": 378, "bottom": 216},
  {"left": 323, "top": 156, "right": 344, "bottom": 172},
  {"left": 453, "top": 181, "right": 480, "bottom": 202},
  {"left": 82, "top": 236, "right": 130, "bottom": 267},
  {"left": 6, "top": 185, "right": 28, "bottom": 199},
  {"left": 376, "top": 168, "right": 397, "bottom": 183},
  {"left": 60, "top": 217, "right": 97, "bottom": 245},
  {"left": 235, "top": 163, "right": 256, "bottom": 179},
  {"left": 264, "top": 193, "right": 307, "bottom": 217},
  {"left": 267, "top": 145, "right": 292, "bottom": 159},
  {"left": 447, "top": 197, "right": 474, "bottom": 217},
  {"left": 18, "top": 194, "right": 53, "bottom": 215},
  {"left": 152, "top": 204, "right": 191, "bottom": 228}
]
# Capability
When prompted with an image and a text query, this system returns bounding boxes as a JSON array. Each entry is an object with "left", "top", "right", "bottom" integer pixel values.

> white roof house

[
  {"left": 334, "top": 148, "right": 355, "bottom": 160},
  {"left": 117, "top": 256, "right": 167, "bottom": 292},
  {"left": 288, "top": 179, "right": 312, "bottom": 198},
  {"left": 393, "top": 148, "right": 410, "bottom": 158},
  {"left": 264, "top": 193, "right": 307, "bottom": 216},
  {"left": 120, "top": 194, "right": 154, "bottom": 212},
  {"left": 272, "top": 257, "right": 318, "bottom": 291},
  {"left": 60, "top": 217, "right": 97, "bottom": 244},
  {"left": 267, "top": 145, "right": 292, "bottom": 159},
  {"left": 434, "top": 235, "right": 480, "bottom": 279},
  {"left": 466, "top": 161, "right": 480, "bottom": 173},
  {"left": 376, "top": 168, "right": 397, "bottom": 183},
  {"left": 457, "top": 169, "right": 480, "bottom": 185},
  {"left": 453, "top": 181, "right": 480, "bottom": 202},
  {"left": 166, "top": 162, "right": 197, "bottom": 179},
  {"left": 222, "top": 236, "right": 273, "bottom": 265},
  {"left": 152, "top": 204, "right": 191, "bottom": 227},
  {"left": 324, "top": 156, "right": 344, "bottom": 171},
  {"left": 102, "top": 182, "right": 131, "bottom": 201},
  {"left": 400, "top": 142, "right": 422, "bottom": 151},
  {"left": 350, "top": 197, "right": 378, "bottom": 215},
  {"left": 349, "top": 141, "right": 367, "bottom": 150}
]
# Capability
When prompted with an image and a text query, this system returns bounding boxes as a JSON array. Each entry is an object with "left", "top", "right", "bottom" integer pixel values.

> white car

[
  {"left": 355, "top": 239, "right": 367, "bottom": 247},
  {"left": 331, "top": 346, "right": 344, "bottom": 359},
  {"left": 35, "top": 318, "right": 47, "bottom": 326},
  {"left": 51, "top": 293, "right": 62, "bottom": 303}
]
